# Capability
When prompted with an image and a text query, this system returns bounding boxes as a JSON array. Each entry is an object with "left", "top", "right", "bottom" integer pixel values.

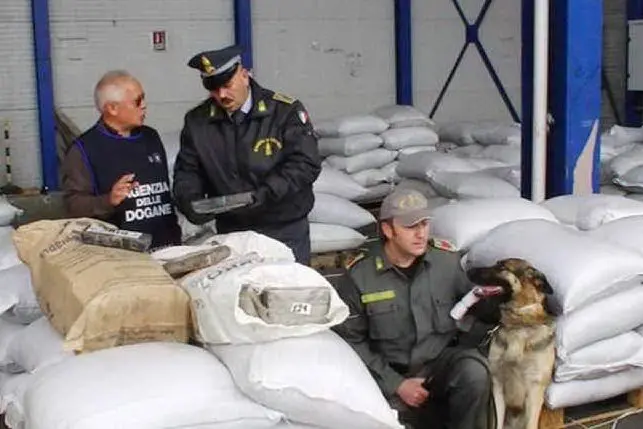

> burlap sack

[{"left": 12, "top": 218, "right": 190, "bottom": 353}]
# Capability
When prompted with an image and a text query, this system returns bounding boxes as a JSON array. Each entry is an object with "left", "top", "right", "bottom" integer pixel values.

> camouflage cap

[{"left": 379, "top": 188, "right": 432, "bottom": 227}]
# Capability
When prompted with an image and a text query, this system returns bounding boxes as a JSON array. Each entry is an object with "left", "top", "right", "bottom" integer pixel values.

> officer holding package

[{"left": 173, "top": 45, "right": 321, "bottom": 264}]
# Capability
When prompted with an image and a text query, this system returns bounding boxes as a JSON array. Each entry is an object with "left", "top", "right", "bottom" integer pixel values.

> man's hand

[
  {"left": 396, "top": 378, "right": 429, "bottom": 408},
  {"left": 109, "top": 174, "right": 139, "bottom": 207}
]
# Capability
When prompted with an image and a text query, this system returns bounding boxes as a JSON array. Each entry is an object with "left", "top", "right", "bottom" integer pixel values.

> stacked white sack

[
  {"left": 541, "top": 194, "right": 643, "bottom": 230},
  {"left": 463, "top": 218, "right": 643, "bottom": 409}
]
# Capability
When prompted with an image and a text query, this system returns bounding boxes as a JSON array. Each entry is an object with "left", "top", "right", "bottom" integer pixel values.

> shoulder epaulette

[
  {"left": 345, "top": 252, "right": 367, "bottom": 270},
  {"left": 272, "top": 92, "right": 296, "bottom": 104},
  {"left": 431, "top": 238, "right": 458, "bottom": 252}
]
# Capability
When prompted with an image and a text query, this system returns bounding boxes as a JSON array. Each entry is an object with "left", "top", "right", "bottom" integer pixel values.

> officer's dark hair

[{"left": 378, "top": 219, "right": 394, "bottom": 243}]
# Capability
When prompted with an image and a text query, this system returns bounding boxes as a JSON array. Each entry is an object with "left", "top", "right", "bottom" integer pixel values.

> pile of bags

[
  {"left": 0, "top": 222, "right": 403, "bottom": 429},
  {"left": 599, "top": 125, "right": 643, "bottom": 196},
  {"left": 431, "top": 194, "right": 643, "bottom": 410}
]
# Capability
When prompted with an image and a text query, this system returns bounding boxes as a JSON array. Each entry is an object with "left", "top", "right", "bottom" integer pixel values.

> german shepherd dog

[{"left": 467, "top": 259, "right": 556, "bottom": 429}]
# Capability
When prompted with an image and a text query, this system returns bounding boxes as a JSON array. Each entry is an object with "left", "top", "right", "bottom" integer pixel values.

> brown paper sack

[{"left": 12, "top": 218, "right": 190, "bottom": 353}]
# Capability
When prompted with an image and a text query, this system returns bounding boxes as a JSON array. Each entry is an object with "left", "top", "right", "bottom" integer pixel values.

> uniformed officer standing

[
  {"left": 173, "top": 45, "right": 321, "bottom": 264},
  {"left": 333, "top": 189, "right": 495, "bottom": 429}
]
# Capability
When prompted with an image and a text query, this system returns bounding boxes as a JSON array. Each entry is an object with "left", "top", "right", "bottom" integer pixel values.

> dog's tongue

[{"left": 473, "top": 286, "right": 505, "bottom": 298}]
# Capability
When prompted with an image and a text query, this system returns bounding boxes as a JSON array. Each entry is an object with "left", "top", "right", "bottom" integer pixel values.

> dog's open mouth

[
  {"left": 473, "top": 285, "right": 505, "bottom": 298},
  {"left": 466, "top": 267, "right": 513, "bottom": 297}
]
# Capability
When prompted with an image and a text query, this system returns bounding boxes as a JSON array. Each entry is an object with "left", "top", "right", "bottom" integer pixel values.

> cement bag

[
  {"left": 23, "top": 342, "right": 283, "bottom": 429},
  {"left": 181, "top": 259, "right": 349, "bottom": 344},
  {"left": 556, "top": 284, "right": 643, "bottom": 358},
  {"left": 601, "top": 134, "right": 635, "bottom": 161},
  {"left": 0, "top": 227, "right": 21, "bottom": 271},
  {"left": 428, "top": 171, "right": 521, "bottom": 199},
  {"left": 0, "top": 198, "right": 22, "bottom": 226},
  {"left": 351, "top": 162, "right": 399, "bottom": 187},
  {"left": 451, "top": 144, "right": 485, "bottom": 158},
  {"left": 588, "top": 215, "right": 643, "bottom": 256},
  {"left": 318, "top": 134, "right": 383, "bottom": 157},
  {"left": 606, "top": 125, "right": 643, "bottom": 144},
  {"left": 467, "top": 158, "right": 508, "bottom": 170},
  {"left": 315, "top": 115, "right": 389, "bottom": 137},
  {"left": 398, "top": 145, "right": 437, "bottom": 156},
  {"left": 0, "top": 372, "right": 32, "bottom": 429},
  {"left": 430, "top": 198, "right": 558, "bottom": 252},
  {"left": 211, "top": 331, "right": 403, "bottom": 429},
  {"left": 470, "top": 123, "right": 521, "bottom": 146},
  {"left": 204, "top": 230, "right": 295, "bottom": 262},
  {"left": 600, "top": 185, "right": 627, "bottom": 196},
  {"left": 555, "top": 332, "right": 643, "bottom": 382},
  {"left": 396, "top": 151, "right": 479, "bottom": 180},
  {"left": 310, "top": 223, "right": 367, "bottom": 253},
  {"left": 8, "top": 317, "right": 72, "bottom": 373},
  {"left": 437, "top": 122, "right": 478, "bottom": 146},
  {"left": 614, "top": 165, "right": 643, "bottom": 192},
  {"left": 395, "top": 178, "right": 440, "bottom": 199},
  {"left": 313, "top": 167, "right": 369, "bottom": 201},
  {"left": 0, "top": 264, "right": 42, "bottom": 325},
  {"left": 353, "top": 183, "right": 395, "bottom": 203},
  {"left": 546, "top": 367, "right": 643, "bottom": 409},
  {"left": 0, "top": 319, "right": 26, "bottom": 373},
  {"left": 475, "top": 145, "right": 521, "bottom": 166},
  {"left": 326, "top": 148, "right": 398, "bottom": 174},
  {"left": 609, "top": 146, "right": 643, "bottom": 177},
  {"left": 542, "top": 194, "right": 643, "bottom": 230},
  {"left": 464, "top": 219, "right": 643, "bottom": 314},
  {"left": 380, "top": 127, "right": 439, "bottom": 150},
  {"left": 373, "top": 104, "right": 434, "bottom": 129},
  {"left": 484, "top": 166, "right": 522, "bottom": 189},
  {"left": 309, "top": 193, "right": 376, "bottom": 229},
  {"left": 12, "top": 219, "right": 190, "bottom": 352}
]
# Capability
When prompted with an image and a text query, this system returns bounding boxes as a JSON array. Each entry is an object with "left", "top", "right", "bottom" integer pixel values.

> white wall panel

[{"left": 252, "top": 0, "right": 395, "bottom": 122}]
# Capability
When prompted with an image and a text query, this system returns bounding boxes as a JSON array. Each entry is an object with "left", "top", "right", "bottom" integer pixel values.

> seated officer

[
  {"left": 61, "top": 70, "right": 181, "bottom": 249},
  {"left": 333, "top": 189, "right": 497, "bottom": 429},
  {"left": 172, "top": 45, "right": 321, "bottom": 264}
]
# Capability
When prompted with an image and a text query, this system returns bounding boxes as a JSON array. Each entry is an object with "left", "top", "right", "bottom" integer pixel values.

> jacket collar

[
  {"left": 208, "top": 79, "right": 275, "bottom": 122},
  {"left": 372, "top": 243, "right": 432, "bottom": 275}
]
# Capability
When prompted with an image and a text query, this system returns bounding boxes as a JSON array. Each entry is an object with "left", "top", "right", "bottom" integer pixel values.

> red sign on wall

[{"left": 152, "top": 31, "right": 166, "bottom": 51}]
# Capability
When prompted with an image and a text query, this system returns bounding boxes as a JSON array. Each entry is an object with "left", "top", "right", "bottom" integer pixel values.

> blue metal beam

[
  {"left": 520, "top": 0, "right": 535, "bottom": 198},
  {"left": 234, "top": 0, "right": 253, "bottom": 70},
  {"left": 31, "top": 0, "right": 58, "bottom": 191},
  {"left": 626, "top": 0, "right": 643, "bottom": 126},
  {"left": 394, "top": 0, "right": 413, "bottom": 105}
]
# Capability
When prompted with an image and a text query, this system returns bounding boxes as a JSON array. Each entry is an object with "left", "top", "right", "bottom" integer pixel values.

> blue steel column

[
  {"left": 548, "top": 0, "right": 602, "bottom": 196},
  {"left": 521, "top": 0, "right": 603, "bottom": 198},
  {"left": 31, "top": 0, "right": 58, "bottom": 191},
  {"left": 234, "top": 0, "right": 253, "bottom": 70},
  {"left": 626, "top": 0, "right": 643, "bottom": 126},
  {"left": 394, "top": 0, "right": 413, "bottom": 105}
]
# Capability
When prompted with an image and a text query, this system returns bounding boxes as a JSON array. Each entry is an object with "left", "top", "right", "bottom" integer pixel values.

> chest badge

[
  {"left": 253, "top": 137, "right": 283, "bottom": 156},
  {"left": 147, "top": 152, "right": 162, "bottom": 164}
]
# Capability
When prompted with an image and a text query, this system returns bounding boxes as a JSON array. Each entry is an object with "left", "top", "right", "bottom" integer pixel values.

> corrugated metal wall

[{"left": 603, "top": 0, "right": 627, "bottom": 128}]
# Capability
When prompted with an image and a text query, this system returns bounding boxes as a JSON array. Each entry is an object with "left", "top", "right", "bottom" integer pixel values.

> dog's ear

[{"left": 531, "top": 269, "right": 553, "bottom": 295}]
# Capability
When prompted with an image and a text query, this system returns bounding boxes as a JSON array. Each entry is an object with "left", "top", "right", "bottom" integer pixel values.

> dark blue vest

[{"left": 75, "top": 122, "right": 181, "bottom": 248}]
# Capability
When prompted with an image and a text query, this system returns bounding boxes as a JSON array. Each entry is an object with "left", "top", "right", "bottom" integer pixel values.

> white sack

[
  {"left": 310, "top": 223, "right": 367, "bottom": 253},
  {"left": 542, "top": 194, "right": 643, "bottom": 230},
  {"left": 315, "top": 115, "right": 389, "bottom": 137},
  {"left": 205, "top": 230, "right": 296, "bottom": 262},
  {"left": 318, "top": 134, "right": 383, "bottom": 157},
  {"left": 546, "top": 368, "right": 643, "bottom": 409},
  {"left": 555, "top": 332, "right": 643, "bottom": 383},
  {"left": 396, "top": 152, "right": 479, "bottom": 180},
  {"left": 0, "top": 264, "right": 42, "bottom": 325},
  {"left": 464, "top": 219, "right": 643, "bottom": 314},
  {"left": 380, "top": 127, "right": 439, "bottom": 150},
  {"left": 0, "top": 227, "right": 20, "bottom": 271},
  {"left": 313, "top": 167, "right": 369, "bottom": 201},
  {"left": 309, "top": 193, "right": 376, "bottom": 229},
  {"left": 373, "top": 105, "right": 434, "bottom": 129},
  {"left": 0, "top": 319, "right": 26, "bottom": 373},
  {"left": 484, "top": 166, "right": 522, "bottom": 189},
  {"left": 437, "top": 122, "right": 478, "bottom": 146},
  {"left": 211, "top": 331, "right": 403, "bottom": 429},
  {"left": 8, "top": 317, "right": 71, "bottom": 373},
  {"left": 601, "top": 134, "right": 635, "bottom": 162},
  {"left": 23, "top": 342, "right": 283, "bottom": 429},
  {"left": 450, "top": 144, "right": 485, "bottom": 158},
  {"left": 430, "top": 198, "right": 558, "bottom": 251},
  {"left": 0, "top": 372, "right": 32, "bottom": 429},
  {"left": 395, "top": 179, "right": 440, "bottom": 199},
  {"left": 326, "top": 149, "right": 398, "bottom": 174},
  {"left": 588, "top": 215, "right": 643, "bottom": 256},
  {"left": 352, "top": 162, "right": 399, "bottom": 187},
  {"left": 398, "top": 146, "right": 437, "bottom": 156},
  {"left": 476, "top": 145, "right": 521, "bottom": 166},
  {"left": 470, "top": 123, "right": 521, "bottom": 146},
  {"left": 609, "top": 146, "right": 643, "bottom": 178},
  {"left": 181, "top": 260, "right": 349, "bottom": 344},
  {"left": 614, "top": 165, "right": 643, "bottom": 192},
  {"left": 0, "top": 198, "right": 22, "bottom": 227},
  {"left": 428, "top": 171, "right": 521, "bottom": 199},
  {"left": 556, "top": 284, "right": 643, "bottom": 358},
  {"left": 467, "top": 158, "right": 508, "bottom": 170},
  {"left": 600, "top": 185, "right": 627, "bottom": 196},
  {"left": 352, "top": 183, "right": 395, "bottom": 203},
  {"left": 606, "top": 125, "right": 643, "bottom": 144}
]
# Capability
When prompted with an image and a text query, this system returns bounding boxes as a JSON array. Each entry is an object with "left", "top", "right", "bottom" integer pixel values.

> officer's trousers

[{"left": 389, "top": 347, "right": 491, "bottom": 429}]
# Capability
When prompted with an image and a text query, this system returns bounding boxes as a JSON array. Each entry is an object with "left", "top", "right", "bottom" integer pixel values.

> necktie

[{"left": 231, "top": 110, "right": 245, "bottom": 125}]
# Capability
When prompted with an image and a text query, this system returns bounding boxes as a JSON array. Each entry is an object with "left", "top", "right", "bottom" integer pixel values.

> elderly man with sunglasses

[{"left": 61, "top": 70, "right": 181, "bottom": 249}]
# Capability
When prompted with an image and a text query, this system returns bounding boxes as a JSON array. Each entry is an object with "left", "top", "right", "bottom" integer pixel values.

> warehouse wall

[
  {"left": 0, "top": 0, "right": 40, "bottom": 188},
  {"left": 602, "top": 0, "right": 627, "bottom": 128},
  {"left": 413, "top": 0, "right": 521, "bottom": 123}
]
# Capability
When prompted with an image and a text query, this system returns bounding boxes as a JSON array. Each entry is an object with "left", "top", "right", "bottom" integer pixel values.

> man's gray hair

[{"left": 93, "top": 70, "right": 136, "bottom": 112}]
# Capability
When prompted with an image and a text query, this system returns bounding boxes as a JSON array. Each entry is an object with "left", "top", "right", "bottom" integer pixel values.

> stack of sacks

[
  {"left": 463, "top": 218, "right": 643, "bottom": 409},
  {"left": 600, "top": 125, "right": 643, "bottom": 186},
  {"left": 311, "top": 167, "right": 371, "bottom": 253},
  {"left": 437, "top": 121, "right": 521, "bottom": 147},
  {"left": 176, "top": 235, "right": 403, "bottom": 429},
  {"left": 541, "top": 194, "right": 643, "bottom": 231},
  {"left": 0, "top": 198, "right": 22, "bottom": 227}
]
